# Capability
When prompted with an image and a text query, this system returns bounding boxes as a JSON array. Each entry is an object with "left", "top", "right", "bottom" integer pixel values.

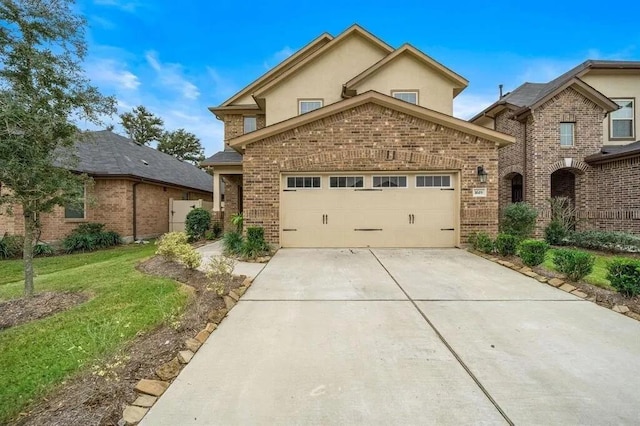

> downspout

[{"left": 132, "top": 182, "right": 140, "bottom": 241}]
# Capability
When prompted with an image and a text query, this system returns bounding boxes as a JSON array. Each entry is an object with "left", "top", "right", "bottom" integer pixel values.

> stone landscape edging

[
  {"left": 118, "top": 275, "right": 255, "bottom": 425},
  {"left": 469, "top": 249, "right": 639, "bottom": 322}
]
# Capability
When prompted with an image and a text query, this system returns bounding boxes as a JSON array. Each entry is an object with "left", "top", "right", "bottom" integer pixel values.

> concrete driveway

[{"left": 142, "top": 249, "right": 640, "bottom": 425}]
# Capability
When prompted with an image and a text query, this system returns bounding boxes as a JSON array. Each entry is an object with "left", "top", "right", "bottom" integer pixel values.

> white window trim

[
  {"left": 610, "top": 98, "right": 635, "bottom": 140},
  {"left": 372, "top": 175, "right": 409, "bottom": 189},
  {"left": 329, "top": 176, "right": 365, "bottom": 189},
  {"left": 415, "top": 175, "right": 453, "bottom": 189},
  {"left": 285, "top": 176, "right": 322, "bottom": 190},
  {"left": 298, "top": 99, "right": 323, "bottom": 115},
  {"left": 391, "top": 90, "right": 419, "bottom": 105},
  {"left": 64, "top": 183, "right": 87, "bottom": 220},
  {"left": 559, "top": 122, "right": 575, "bottom": 147}
]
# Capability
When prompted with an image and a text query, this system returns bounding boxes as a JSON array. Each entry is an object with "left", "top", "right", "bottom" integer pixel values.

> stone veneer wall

[{"left": 241, "top": 102, "right": 500, "bottom": 246}]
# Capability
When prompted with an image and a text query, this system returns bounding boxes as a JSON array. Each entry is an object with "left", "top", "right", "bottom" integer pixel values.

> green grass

[
  {"left": 542, "top": 249, "right": 614, "bottom": 289},
  {"left": 0, "top": 244, "right": 189, "bottom": 424}
]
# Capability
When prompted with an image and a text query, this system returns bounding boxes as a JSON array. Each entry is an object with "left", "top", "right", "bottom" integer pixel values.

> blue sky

[{"left": 78, "top": 0, "right": 640, "bottom": 157}]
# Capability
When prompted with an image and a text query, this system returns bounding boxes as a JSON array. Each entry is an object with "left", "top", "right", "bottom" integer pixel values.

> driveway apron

[{"left": 142, "top": 249, "right": 640, "bottom": 425}]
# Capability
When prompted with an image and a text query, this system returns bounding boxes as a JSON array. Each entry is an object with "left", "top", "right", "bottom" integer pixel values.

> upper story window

[
  {"left": 243, "top": 116, "right": 257, "bottom": 134},
  {"left": 610, "top": 99, "right": 634, "bottom": 139},
  {"left": 299, "top": 99, "right": 323, "bottom": 115},
  {"left": 64, "top": 183, "right": 86, "bottom": 220},
  {"left": 391, "top": 91, "right": 418, "bottom": 105},
  {"left": 560, "top": 122, "right": 575, "bottom": 147}
]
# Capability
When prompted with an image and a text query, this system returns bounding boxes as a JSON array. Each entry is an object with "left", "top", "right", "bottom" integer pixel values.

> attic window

[
  {"left": 392, "top": 91, "right": 418, "bottom": 105},
  {"left": 299, "top": 100, "right": 323, "bottom": 115},
  {"left": 141, "top": 160, "right": 149, "bottom": 166}
]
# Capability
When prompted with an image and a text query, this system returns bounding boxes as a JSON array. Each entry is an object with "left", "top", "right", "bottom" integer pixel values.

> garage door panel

[{"left": 280, "top": 173, "right": 457, "bottom": 248}]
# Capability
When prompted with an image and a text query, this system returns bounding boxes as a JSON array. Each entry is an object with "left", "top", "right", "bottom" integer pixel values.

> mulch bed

[
  {"left": 0, "top": 292, "right": 90, "bottom": 331},
  {"left": 12, "top": 256, "right": 244, "bottom": 426},
  {"left": 484, "top": 252, "right": 640, "bottom": 318}
]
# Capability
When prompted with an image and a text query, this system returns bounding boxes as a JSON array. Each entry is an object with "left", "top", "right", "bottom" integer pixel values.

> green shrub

[
  {"left": 33, "top": 242, "right": 54, "bottom": 257},
  {"left": 500, "top": 202, "right": 538, "bottom": 240},
  {"left": 607, "top": 258, "right": 640, "bottom": 296},
  {"left": 564, "top": 230, "right": 640, "bottom": 253},
  {"left": 185, "top": 208, "right": 211, "bottom": 241},
  {"left": 544, "top": 220, "right": 567, "bottom": 245},
  {"left": 156, "top": 232, "right": 202, "bottom": 269},
  {"left": 222, "top": 231, "right": 243, "bottom": 255},
  {"left": 230, "top": 213, "right": 243, "bottom": 233},
  {"left": 518, "top": 239, "right": 549, "bottom": 266},
  {"left": 552, "top": 249, "right": 595, "bottom": 281},
  {"left": 495, "top": 233, "right": 518, "bottom": 256},
  {"left": 62, "top": 223, "right": 121, "bottom": 253},
  {"left": 212, "top": 222, "right": 223, "bottom": 238},
  {"left": 472, "top": 232, "right": 494, "bottom": 254},
  {"left": 0, "top": 234, "right": 23, "bottom": 259}
]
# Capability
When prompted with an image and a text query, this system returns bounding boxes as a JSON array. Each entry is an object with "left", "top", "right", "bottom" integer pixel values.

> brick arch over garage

[
  {"left": 548, "top": 159, "right": 589, "bottom": 174},
  {"left": 500, "top": 164, "right": 524, "bottom": 180},
  {"left": 279, "top": 149, "right": 465, "bottom": 172}
]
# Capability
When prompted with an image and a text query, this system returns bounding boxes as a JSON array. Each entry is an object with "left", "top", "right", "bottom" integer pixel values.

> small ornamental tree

[{"left": 0, "top": 0, "right": 115, "bottom": 295}]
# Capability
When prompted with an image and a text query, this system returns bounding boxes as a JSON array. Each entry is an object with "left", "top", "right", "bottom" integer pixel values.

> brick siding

[
  {"left": 242, "top": 102, "right": 499, "bottom": 246},
  {"left": 0, "top": 178, "right": 212, "bottom": 242}
]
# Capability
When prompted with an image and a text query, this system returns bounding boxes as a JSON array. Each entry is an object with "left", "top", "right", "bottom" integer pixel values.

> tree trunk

[{"left": 23, "top": 208, "right": 35, "bottom": 297}]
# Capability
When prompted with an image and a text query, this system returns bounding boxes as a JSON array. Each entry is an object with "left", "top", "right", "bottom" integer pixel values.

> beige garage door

[{"left": 280, "top": 173, "right": 458, "bottom": 248}]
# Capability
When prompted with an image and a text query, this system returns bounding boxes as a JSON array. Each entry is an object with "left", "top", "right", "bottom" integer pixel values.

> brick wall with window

[
  {"left": 242, "top": 102, "right": 499, "bottom": 246},
  {"left": 0, "top": 179, "right": 212, "bottom": 243}
]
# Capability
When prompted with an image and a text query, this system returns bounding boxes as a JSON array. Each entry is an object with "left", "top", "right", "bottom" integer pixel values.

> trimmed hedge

[
  {"left": 500, "top": 202, "right": 538, "bottom": 240},
  {"left": 518, "top": 239, "right": 549, "bottom": 266},
  {"left": 495, "top": 233, "right": 518, "bottom": 256},
  {"left": 62, "top": 223, "right": 121, "bottom": 253},
  {"left": 564, "top": 230, "right": 640, "bottom": 253},
  {"left": 185, "top": 208, "right": 211, "bottom": 241},
  {"left": 552, "top": 249, "right": 595, "bottom": 281},
  {"left": 607, "top": 258, "right": 640, "bottom": 296}
]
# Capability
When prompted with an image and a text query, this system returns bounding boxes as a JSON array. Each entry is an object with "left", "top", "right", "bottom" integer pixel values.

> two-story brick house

[
  {"left": 203, "top": 24, "right": 514, "bottom": 248},
  {"left": 471, "top": 60, "right": 640, "bottom": 234}
]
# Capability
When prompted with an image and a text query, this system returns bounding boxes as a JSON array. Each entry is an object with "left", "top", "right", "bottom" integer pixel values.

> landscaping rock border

[
  {"left": 119, "top": 275, "right": 255, "bottom": 425},
  {"left": 473, "top": 250, "right": 638, "bottom": 322}
]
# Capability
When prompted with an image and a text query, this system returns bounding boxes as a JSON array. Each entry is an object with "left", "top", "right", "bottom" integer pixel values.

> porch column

[{"left": 213, "top": 171, "right": 221, "bottom": 212}]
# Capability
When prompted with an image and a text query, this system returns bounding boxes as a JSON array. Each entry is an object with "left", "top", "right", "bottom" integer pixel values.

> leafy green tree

[
  {"left": 119, "top": 105, "right": 164, "bottom": 145},
  {"left": 0, "top": 0, "right": 115, "bottom": 296},
  {"left": 157, "top": 128, "right": 205, "bottom": 164}
]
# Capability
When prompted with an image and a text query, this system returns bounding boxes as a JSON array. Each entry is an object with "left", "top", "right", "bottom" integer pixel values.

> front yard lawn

[
  {"left": 542, "top": 248, "right": 616, "bottom": 289},
  {"left": 0, "top": 244, "right": 188, "bottom": 424}
]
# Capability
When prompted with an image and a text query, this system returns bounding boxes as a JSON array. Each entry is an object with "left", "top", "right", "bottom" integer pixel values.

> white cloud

[
  {"left": 89, "top": 15, "right": 116, "bottom": 30},
  {"left": 86, "top": 58, "right": 140, "bottom": 91},
  {"left": 145, "top": 51, "right": 200, "bottom": 100},
  {"left": 453, "top": 93, "right": 497, "bottom": 120},
  {"left": 93, "top": 0, "right": 143, "bottom": 12},
  {"left": 263, "top": 45, "right": 295, "bottom": 70},
  {"left": 206, "top": 67, "right": 239, "bottom": 100}
]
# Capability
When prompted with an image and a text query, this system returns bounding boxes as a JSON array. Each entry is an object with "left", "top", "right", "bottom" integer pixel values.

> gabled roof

[
  {"left": 252, "top": 24, "right": 394, "bottom": 98},
  {"left": 227, "top": 91, "right": 514, "bottom": 149},
  {"left": 585, "top": 140, "right": 640, "bottom": 164},
  {"left": 345, "top": 43, "right": 468, "bottom": 97},
  {"left": 202, "top": 146, "right": 243, "bottom": 166},
  {"left": 56, "top": 130, "right": 212, "bottom": 193},
  {"left": 218, "top": 32, "right": 333, "bottom": 107},
  {"left": 470, "top": 60, "right": 640, "bottom": 123}
]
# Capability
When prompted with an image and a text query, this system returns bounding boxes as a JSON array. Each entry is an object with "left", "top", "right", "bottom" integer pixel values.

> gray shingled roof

[
  {"left": 585, "top": 140, "right": 640, "bottom": 163},
  {"left": 55, "top": 130, "right": 212, "bottom": 193},
  {"left": 472, "top": 60, "right": 640, "bottom": 122},
  {"left": 202, "top": 146, "right": 243, "bottom": 165}
]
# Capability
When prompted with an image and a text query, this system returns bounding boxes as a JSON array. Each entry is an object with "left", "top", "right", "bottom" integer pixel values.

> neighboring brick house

[
  {"left": 471, "top": 60, "right": 640, "bottom": 234},
  {"left": 203, "top": 24, "right": 514, "bottom": 248},
  {"left": 0, "top": 130, "right": 213, "bottom": 243}
]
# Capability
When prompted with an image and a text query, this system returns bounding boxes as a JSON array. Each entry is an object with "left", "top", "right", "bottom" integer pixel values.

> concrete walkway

[
  {"left": 142, "top": 248, "right": 640, "bottom": 425},
  {"left": 195, "top": 241, "right": 265, "bottom": 279}
]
